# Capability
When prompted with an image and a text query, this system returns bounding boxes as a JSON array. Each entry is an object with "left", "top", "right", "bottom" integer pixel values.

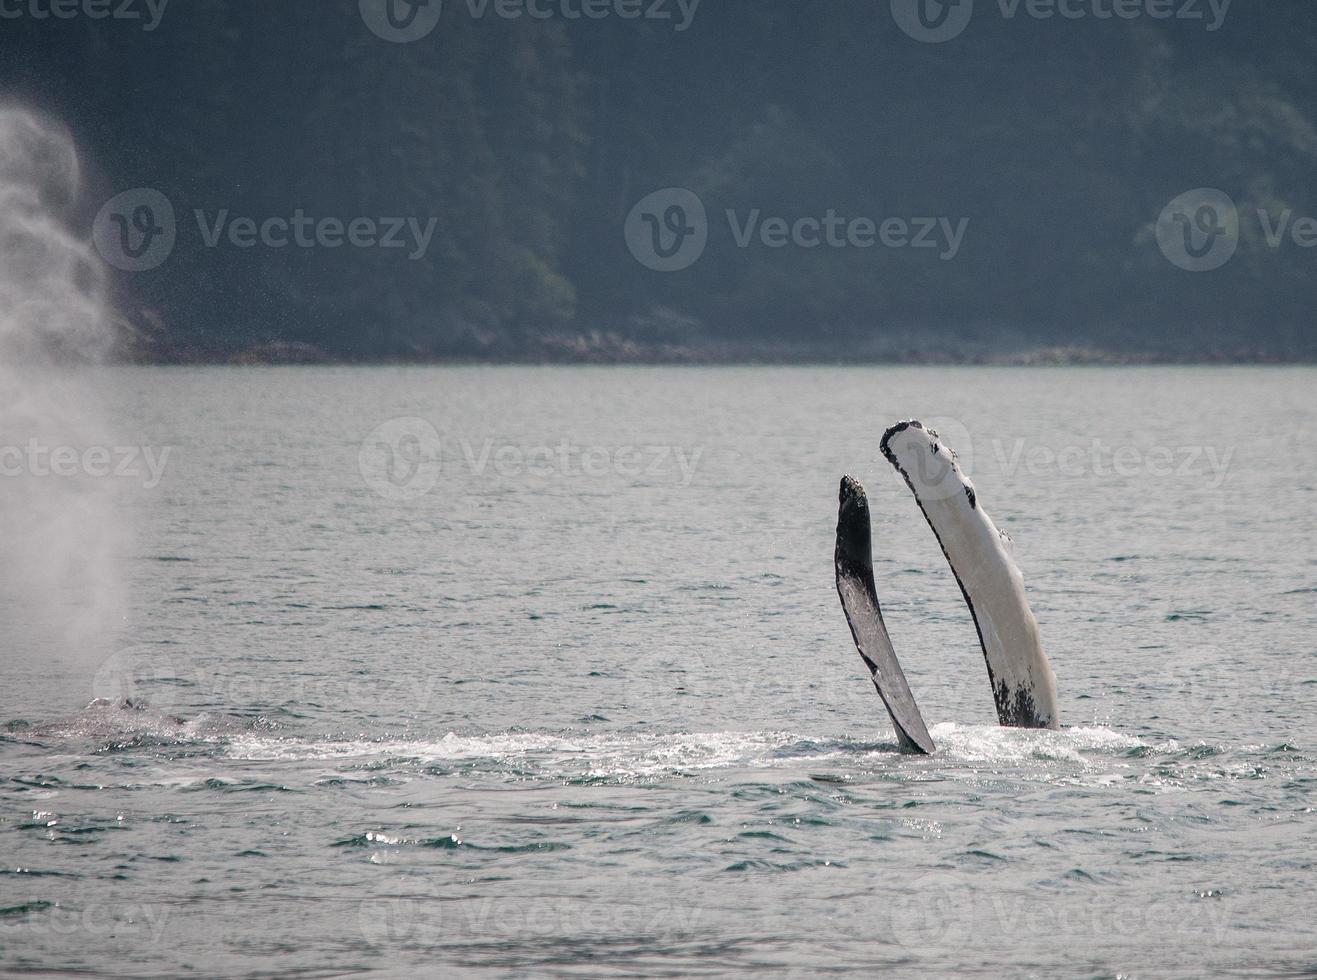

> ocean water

[{"left": 2, "top": 365, "right": 1315, "bottom": 977}]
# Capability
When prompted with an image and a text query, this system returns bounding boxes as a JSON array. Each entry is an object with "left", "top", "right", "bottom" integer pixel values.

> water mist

[{"left": 0, "top": 107, "right": 128, "bottom": 711}]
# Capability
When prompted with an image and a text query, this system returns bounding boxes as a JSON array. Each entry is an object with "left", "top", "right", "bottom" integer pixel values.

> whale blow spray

[{"left": 0, "top": 107, "right": 128, "bottom": 702}]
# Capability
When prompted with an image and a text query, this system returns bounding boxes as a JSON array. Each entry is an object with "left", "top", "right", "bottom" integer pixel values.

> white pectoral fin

[{"left": 880, "top": 421, "right": 1058, "bottom": 729}]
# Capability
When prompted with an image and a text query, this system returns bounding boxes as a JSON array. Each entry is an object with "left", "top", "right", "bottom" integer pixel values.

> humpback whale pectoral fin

[
  {"left": 835, "top": 475, "right": 936, "bottom": 755},
  {"left": 880, "top": 421, "right": 1059, "bottom": 730}
]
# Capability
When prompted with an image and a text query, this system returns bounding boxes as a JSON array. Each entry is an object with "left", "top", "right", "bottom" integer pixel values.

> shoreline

[{"left": 116, "top": 341, "right": 1317, "bottom": 368}]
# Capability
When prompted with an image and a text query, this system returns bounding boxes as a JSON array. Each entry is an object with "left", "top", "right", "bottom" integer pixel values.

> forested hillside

[{"left": 3, "top": 0, "right": 1314, "bottom": 360}]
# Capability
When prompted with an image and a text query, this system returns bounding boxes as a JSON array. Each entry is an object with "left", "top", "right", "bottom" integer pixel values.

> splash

[
  {"left": 219, "top": 724, "right": 1145, "bottom": 780},
  {"left": 0, "top": 107, "right": 126, "bottom": 692}
]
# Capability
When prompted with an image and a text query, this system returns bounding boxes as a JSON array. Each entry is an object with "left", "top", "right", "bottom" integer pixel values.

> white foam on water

[
  {"left": 928, "top": 722, "right": 1142, "bottom": 765},
  {"left": 222, "top": 723, "right": 1146, "bottom": 779},
  {"left": 223, "top": 729, "right": 812, "bottom": 773}
]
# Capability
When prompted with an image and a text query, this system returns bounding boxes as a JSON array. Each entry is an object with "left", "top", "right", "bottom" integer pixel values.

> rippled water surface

[{"left": 2, "top": 366, "right": 1315, "bottom": 977}]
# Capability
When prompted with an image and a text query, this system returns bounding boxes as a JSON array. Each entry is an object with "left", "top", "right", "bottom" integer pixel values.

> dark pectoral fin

[{"left": 836, "top": 476, "right": 936, "bottom": 754}]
